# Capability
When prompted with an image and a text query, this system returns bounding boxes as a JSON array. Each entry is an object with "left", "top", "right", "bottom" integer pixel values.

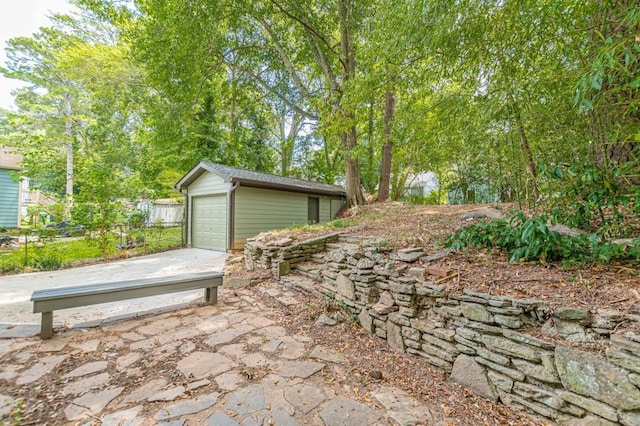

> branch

[
  {"left": 268, "top": 0, "right": 335, "bottom": 54},
  {"left": 306, "top": 29, "right": 339, "bottom": 92},
  {"left": 256, "top": 16, "right": 310, "bottom": 98},
  {"left": 220, "top": 55, "right": 319, "bottom": 121}
]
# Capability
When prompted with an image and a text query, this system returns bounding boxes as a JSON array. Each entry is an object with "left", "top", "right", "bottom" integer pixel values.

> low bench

[{"left": 31, "top": 271, "right": 223, "bottom": 339}]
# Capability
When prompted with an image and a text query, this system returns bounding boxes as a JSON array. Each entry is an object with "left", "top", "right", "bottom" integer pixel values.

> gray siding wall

[
  {"left": 187, "top": 172, "right": 230, "bottom": 246},
  {"left": 233, "top": 187, "right": 341, "bottom": 249},
  {"left": 330, "top": 199, "right": 345, "bottom": 218},
  {"left": 0, "top": 169, "right": 19, "bottom": 228},
  {"left": 188, "top": 172, "right": 230, "bottom": 196},
  {"left": 320, "top": 197, "right": 330, "bottom": 222}
]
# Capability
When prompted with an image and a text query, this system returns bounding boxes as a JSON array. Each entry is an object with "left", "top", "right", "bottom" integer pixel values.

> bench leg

[
  {"left": 205, "top": 287, "right": 218, "bottom": 305},
  {"left": 41, "top": 312, "right": 54, "bottom": 339}
]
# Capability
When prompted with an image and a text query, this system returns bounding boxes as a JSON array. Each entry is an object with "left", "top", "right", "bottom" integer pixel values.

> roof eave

[
  {"left": 175, "top": 162, "right": 230, "bottom": 190},
  {"left": 232, "top": 178, "right": 345, "bottom": 197}
]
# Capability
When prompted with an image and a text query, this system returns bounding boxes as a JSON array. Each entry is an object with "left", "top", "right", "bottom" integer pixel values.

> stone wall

[
  {"left": 244, "top": 232, "right": 342, "bottom": 277},
  {"left": 244, "top": 235, "right": 640, "bottom": 425}
]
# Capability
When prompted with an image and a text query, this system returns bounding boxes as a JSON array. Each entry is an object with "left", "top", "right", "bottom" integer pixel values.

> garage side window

[{"left": 308, "top": 197, "right": 319, "bottom": 223}]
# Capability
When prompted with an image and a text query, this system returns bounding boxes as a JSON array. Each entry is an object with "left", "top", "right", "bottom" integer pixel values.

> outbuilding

[{"left": 175, "top": 162, "right": 346, "bottom": 251}]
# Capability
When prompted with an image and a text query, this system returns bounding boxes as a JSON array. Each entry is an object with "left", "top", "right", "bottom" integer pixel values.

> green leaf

[{"left": 553, "top": 167, "right": 564, "bottom": 179}]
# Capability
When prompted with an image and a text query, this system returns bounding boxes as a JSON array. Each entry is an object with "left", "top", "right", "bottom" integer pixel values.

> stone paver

[
  {"left": 284, "top": 383, "right": 326, "bottom": 414},
  {"left": 34, "top": 337, "right": 67, "bottom": 352},
  {"left": 120, "top": 378, "right": 168, "bottom": 405},
  {"left": 153, "top": 392, "right": 219, "bottom": 421},
  {"left": 16, "top": 354, "right": 67, "bottom": 385},
  {"left": 265, "top": 388, "right": 295, "bottom": 415},
  {"left": 116, "top": 352, "right": 141, "bottom": 370},
  {"left": 270, "top": 409, "right": 300, "bottom": 426},
  {"left": 0, "top": 324, "right": 39, "bottom": 339},
  {"left": 226, "top": 385, "right": 266, "bottom": 415},
  {"left": 319, "top": 396, "right": 382, "bottom": 426},
  {"left": 64, "top": 360, "right": 108, "bottom": 378},
  {"left": 261, "top": 325, "right": 287, "bottom": 338},
  {"left": 157, "top": 326, "right": 200, "bottom": 345},
  {"left": 218, "top": 342, "right": 247, "bottom": 358},
  {"left": 204, "top": 323, "right": 255, "bottom": 346},
  {"left": 130, "top": 337, "right": 156, "bottom": 350},
  {"left": 0, "top": 286, "right": 446, "bottom": 425},
  {"left": 373, "top": 386, "right": 437, "bottom": 426},
  {"left": 280, "top": 339, "right": 307, "bottom": 360},
  {"left": 100, "top": 405, "right": 144, "bottom": 426},
  {"left": 215, "top": 371, "right": 245, "bottom": 391},
  {"left": 242, "top": 352, "right": 273, "bottom": 368},
  {"left": 261, "top": 339, "right": 282, "bottom": 352},
  {"left": 62, "top": 372, "right": 110, "bottom": 396},
  {"left": 162, "top": 421, "right": 185, "bottom": 426},
  {"left": 309, "top": 345, "right": 347, "bottom": 364},
  {"left": 69, "top": 339, "right": 100, "bottom": 352},
  {"left": 121, "top": 331, "right": 146, "bottom": 342},
  {"left": 196, "top": 316, "right": 230, "bottom": 333},
  {"left": 147, "top": 385, "right": 186, "bottom": 402},
  {"left": 64, "top": 386, "right": 125, "bottom": 421},
  {"left": 0, "top": 394, "right": 14, "bottom": 418},
  {"left": 279, "top": 360, "right": 326, "bottom": 378},
  {"left": 177, "top": 351, "right": 237, "bottom": 379},
  {"left": 205, "top": 411, "right": 240, "bottom": 426},
  {"left": 0, "top": 364, "right": 18, "bottom": 381},
  {"left": 136, "top": 316, "right": 181, "bottom": 336}
]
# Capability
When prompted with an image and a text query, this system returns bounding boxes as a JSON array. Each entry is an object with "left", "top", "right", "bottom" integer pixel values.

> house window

[{"left": 308, "top": 197, "right": 320, "bottom": 223}]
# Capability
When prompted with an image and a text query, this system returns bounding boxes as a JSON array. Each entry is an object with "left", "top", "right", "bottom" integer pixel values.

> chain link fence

[{"left": 0, "top": 221, "right": 184, "bottom": 275}]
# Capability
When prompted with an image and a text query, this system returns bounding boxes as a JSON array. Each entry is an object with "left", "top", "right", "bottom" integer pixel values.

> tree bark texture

[
  {"left": 63, "top": 91, "right": 73, "bottom": 217},
  {"left": 511, "top": 101, "right": 540, "bottom": 202},
  {"left": 339, "top": 0, "right": 364, "bottom": 207},
  {"left": 377, "top": 90, "right": 395, "bottom": 202}
]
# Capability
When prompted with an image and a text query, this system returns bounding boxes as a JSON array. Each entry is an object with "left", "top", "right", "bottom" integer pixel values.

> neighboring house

[
  {"left": 175, "top": 162, "right": 346, "bottom": 251},
  {"left": 404, "top": 171, "right": 439, "bottom": 197},
  {"left": 0, "top": 147, "right": 24, "bottom": 228},
  {"left": 447, "top": 181, "right": 500, "bottom": 204},
  {"left": 20, "top": 178, "right": 58, "bottom": 225}
]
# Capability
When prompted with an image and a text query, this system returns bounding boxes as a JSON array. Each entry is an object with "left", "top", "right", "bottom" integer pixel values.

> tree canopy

[{"left": 1, "top": 0, "right": 638, "bottom": 235}]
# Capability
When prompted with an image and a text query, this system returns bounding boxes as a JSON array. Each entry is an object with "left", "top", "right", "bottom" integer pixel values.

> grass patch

[{"left": 0, "top": 226, "right": 183, "bottom": 275}]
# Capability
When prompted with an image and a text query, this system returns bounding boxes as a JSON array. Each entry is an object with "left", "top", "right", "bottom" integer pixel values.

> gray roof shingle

[{"left": 176, "top": 162, "right": 345, "bottom": 197}]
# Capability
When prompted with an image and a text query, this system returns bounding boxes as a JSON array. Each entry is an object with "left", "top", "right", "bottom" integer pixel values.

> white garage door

[{"left": 191, "top": 195, "right": 227, "bottom": 251}]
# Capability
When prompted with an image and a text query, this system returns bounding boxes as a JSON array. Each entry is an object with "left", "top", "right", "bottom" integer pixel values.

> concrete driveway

[{"left": 0, "top": 248, "right": 226, "bottom": 332}]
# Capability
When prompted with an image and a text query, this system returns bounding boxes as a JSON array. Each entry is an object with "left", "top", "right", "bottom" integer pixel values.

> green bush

[
  {"left": 445, "top": 211, "right": 640, "bottom": 264},
  {"left": 542, "top": 161, "right": 640, "bottom": 238}
]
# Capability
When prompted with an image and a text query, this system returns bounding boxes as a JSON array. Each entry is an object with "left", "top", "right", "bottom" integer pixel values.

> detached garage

[{"left": 176, "top": 162, "right": 346, "bottom": 251}]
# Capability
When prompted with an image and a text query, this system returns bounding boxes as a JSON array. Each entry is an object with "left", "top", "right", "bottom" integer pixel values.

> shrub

[{"left": 445, "top": 211, "right": 640, "bottom": 264}]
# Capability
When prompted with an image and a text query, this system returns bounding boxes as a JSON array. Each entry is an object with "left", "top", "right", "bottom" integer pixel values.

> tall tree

[
  {"left": 83, "top": 0, "right": 368, "bottom": 206},
  {"left": 1, "top": 23, "right": 83, "bottom": 212}
]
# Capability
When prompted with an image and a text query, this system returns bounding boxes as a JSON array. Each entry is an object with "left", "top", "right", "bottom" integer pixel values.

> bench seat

[{"left": 31, "top": 271, "right": 223, "bottom": 339}]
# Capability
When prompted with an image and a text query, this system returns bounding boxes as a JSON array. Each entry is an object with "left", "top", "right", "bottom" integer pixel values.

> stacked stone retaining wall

[{"left": 244, "top": 234, "right": 640, "bottom": 425}]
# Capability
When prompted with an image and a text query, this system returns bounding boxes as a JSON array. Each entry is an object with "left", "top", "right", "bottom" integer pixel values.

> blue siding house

[{"left": 0, "top": 148, "right": 22, "bottom": 228}]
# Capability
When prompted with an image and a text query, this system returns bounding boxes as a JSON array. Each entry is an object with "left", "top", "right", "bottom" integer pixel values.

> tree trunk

[
  {"left": 364, "top": 98, "right": 375, "bottom": 193},
  {"left": 377, "top": 90, "right": 395, "bottom": 202},
  {"left": 511, "top": 100, "right": 540, "bottom": 202},
  {"left": 339, "top": 0, "right": 364, "bottom": 208},
  {"left": 343, "top": 127, "right": 364, "bottom": 207},
  {"left": 281, "top": 112, "right": 301, "bottom": 176},
  {"left": 63, "top": 91, "right": 73, "bottom": 218}
]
